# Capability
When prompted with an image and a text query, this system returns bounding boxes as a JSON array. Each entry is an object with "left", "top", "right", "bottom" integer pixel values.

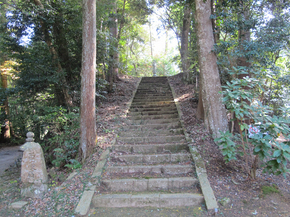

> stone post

[{"left": 20, "top": 132, "right": 48, "bottom": 198}]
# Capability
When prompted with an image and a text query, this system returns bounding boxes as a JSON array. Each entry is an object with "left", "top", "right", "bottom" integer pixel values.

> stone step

[
  {"left": 135, "top": 88, "right": 171, "bottom": 92},
  {"left": 141, "top": 76, "right": 168, "bottom": 80},
  {"left": 101, "top": 177, "right": 198, "bottom": 192},
  {"left": 119, "top": 128, "right": 184, "bottom": 137},
  {"left": 128, "top": 113, "right": 179, "bottom": 120},
  {"left": 137, "top": 84, "right": 170, "bottom": 87},
  {"left": 130, "top": 103, "right": 176, "bottom": 108},
  {"left": 129, "top": 118, "right": 180, "bottom": 125},
  {"left": 106, "top": 164, "right": 194, "bottom": 176},
  {"left": 136, "top": 85, "right": 170, "bottom": 89},
  {"left": 132, "top": 99, "right": 174, "bottom": 103},
  {"left": 133, "top": 95, "right": 173, "bottom": 98},
  {"left": 122, "top": 123, "right": 182, "bottom": 131},
  {"left": 128, "top": 110, "right": 177, "bottom": 116},
  {"left": 92, "top": 193, "right": 204, "bottom": 208},
  {"left": 117, "top": 135, "right": 185, "bottom": 144},
  {"left": 113, "top": 143, "right": 189, "bottom": 154},
  {"left": 110, "top": 153, "right": 191, "bottom": 164},
  {"left": 131, "top": 101, "right": 174, "bottom": 106},
  {"left": 129, "top": 106, "right": 177, "bottom": 113},
  {"left": 134, "top": 94, "right": 173, "bottom": 98},
  {"left": 134, "top": 96, "right": 172, "bottom": 99}
]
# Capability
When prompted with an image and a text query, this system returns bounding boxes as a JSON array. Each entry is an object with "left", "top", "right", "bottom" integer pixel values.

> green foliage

[
  {"left": 216, "top": 69, "right": 290, "bottom": 178},
  {"left": 8, "top": 94, "right": 81, "bottom": 168},
  {"left": 213, "top": 0, "right": 290, "bottom": 179},
  {"left": 251, "top": 112, "right": 290, "bottom": 176},
  {"left": 261, "top": 184, "right": 280, "bottom": 195},
  {"left": 43, "top": 108, "right": 80, "bottom": 169},
  {"left": 214, "top": 131, "right": 237, "bottom": 163}
]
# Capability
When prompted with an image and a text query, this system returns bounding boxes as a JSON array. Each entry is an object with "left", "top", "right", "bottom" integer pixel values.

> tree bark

[
  {"left": 195, "top": 0, "right": 228, "bottom": 138},
  {"left": 80, "top": 0, "right": 97, "bottom": 162},
  {"left": 211, "top": 0, "right": 220, "bottom": 43},
  {"left": 107, "top": 1, "right": 118, "bottom": 92},
  {"left": 196, "top": 82, "right": 204, "bottom": 120},
  {"left": 0, "top": 73, "right": 10, "bottom": 142},
  {"left": 181, "top": 0, "right": 192, "bottom": 83}
]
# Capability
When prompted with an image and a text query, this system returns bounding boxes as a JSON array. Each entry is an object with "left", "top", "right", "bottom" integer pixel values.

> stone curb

[
  {"left": 9, "top": 201, "right": 28, "bottom": 209},
  {"left": 75, "top": 141, "right": 113, "bottom": 216},
  {"left": 75, "top": 77, "right": 141, "bottom": 216},
  {"left": 167, "top": 77, "right": 218, "bottom": 212}
]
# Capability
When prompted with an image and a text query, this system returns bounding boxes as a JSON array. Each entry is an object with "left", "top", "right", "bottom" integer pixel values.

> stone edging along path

[{"left": 75, "top": 76, "right": 218, "bottom": 215}]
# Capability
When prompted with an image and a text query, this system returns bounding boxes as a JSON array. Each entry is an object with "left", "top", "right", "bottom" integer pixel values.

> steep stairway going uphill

[{"left": 92, "top": 77, "right": 204, "bottom": 208}]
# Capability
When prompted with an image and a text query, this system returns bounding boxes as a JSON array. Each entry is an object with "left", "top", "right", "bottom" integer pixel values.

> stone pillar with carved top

[{"left": 20, "top": 132, "right": 48, "bottom": 198}]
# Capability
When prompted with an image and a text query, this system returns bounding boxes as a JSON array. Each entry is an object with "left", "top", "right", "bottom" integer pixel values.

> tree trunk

[
  {"left": 211, "top": 0, "right": 219, "bottom": 43},
  {"left": 114, "top": 0, "right": 126, "bottom": 81},
  {"left": 32, "top": 0, "right": 73, "bottom": 107},
  {"left": 195, "top": 0, "right": 228, "bottom": 138},
  {"left": 181, "top": 0, "right": 192, "bottom": 83},
  {"left": 107, "top": 1, "right": 118, "bottom": 92},
  {"left": 80, "top": 0, "right": 97, "bottom": 162},
  {"left": 196, "top": 82, "right": 204, "bottom": 120},
  {"left": 0, "top": 73, "right": 10, "bottom": 143}
]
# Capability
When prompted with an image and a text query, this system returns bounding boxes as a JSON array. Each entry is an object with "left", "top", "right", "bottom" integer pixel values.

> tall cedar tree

[
  {"left": 80, "top": 0, "right": 97, "bottom": 162},
  {"left": 195, "top": 0, "right": 228, "bottom": 138}
]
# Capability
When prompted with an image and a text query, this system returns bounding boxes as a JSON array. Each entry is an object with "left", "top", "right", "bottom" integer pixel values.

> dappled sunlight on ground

[{"left": 174, "top": 93, "right": 192, "bottom": 102}]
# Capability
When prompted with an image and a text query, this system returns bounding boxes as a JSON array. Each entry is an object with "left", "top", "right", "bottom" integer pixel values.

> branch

[{"left": 117, "top": 0, "right": 126, "bottom": 41}]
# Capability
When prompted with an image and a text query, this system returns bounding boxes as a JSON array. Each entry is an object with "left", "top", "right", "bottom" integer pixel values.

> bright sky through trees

[{"left": 147, "top": 10, "right": 179, "bottom": 57}]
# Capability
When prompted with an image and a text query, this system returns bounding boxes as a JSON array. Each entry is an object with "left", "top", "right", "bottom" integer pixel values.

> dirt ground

[{"left": 0, "top": 74, "right": 289, "bottom": 217}]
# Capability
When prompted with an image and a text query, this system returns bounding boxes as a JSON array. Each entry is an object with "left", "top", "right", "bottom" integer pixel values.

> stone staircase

[{"left": 92, "top": 77, "right": 204, "bottom": 208}]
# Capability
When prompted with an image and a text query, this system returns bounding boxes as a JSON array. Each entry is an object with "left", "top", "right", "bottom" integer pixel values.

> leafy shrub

[
  {"left": 215, "top": 67, "right": 290, "bottom": 179},
  {"left": 43, "top": 108, "right": 81, "bottom": 169},
  {"left": 8, "top": 95, "right": 81, "bottom": 169}
]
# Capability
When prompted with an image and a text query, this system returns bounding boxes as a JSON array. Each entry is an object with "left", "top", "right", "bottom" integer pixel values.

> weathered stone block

[
  {"left": 168, "top": 177, "right": 196, "bottom": 190},
  {"left": 159, "top": 193, "right": 203, "bottom": 207},
  {"left": 134, "top": 179, "right": 148, "bottom": 191},
  {"left": 170, "top": 153, "right": 191, "bottom": 162},
  {"left": 9, "top": 201, "right": 28, "bottom": 209},
  {"left": 103, "top": 179, "right": 134, "bottom": 192},
  {"left": 117, "top": 155, "right": 143, "bottom": 163},
  {"left": 148, "top": 178, "right": 169, "bottom": 191},
  {"left": 20, "top": 132, "right": 48, "bottom": 198},
  {"left": 163, "top": 165, "right": 193, "bottom": 175},
  {"left": 143, "top": 154, "right": 170, "bottom": 163},
  {"left": 131, "top": 193, "right": 160, "bottom": 207}
]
